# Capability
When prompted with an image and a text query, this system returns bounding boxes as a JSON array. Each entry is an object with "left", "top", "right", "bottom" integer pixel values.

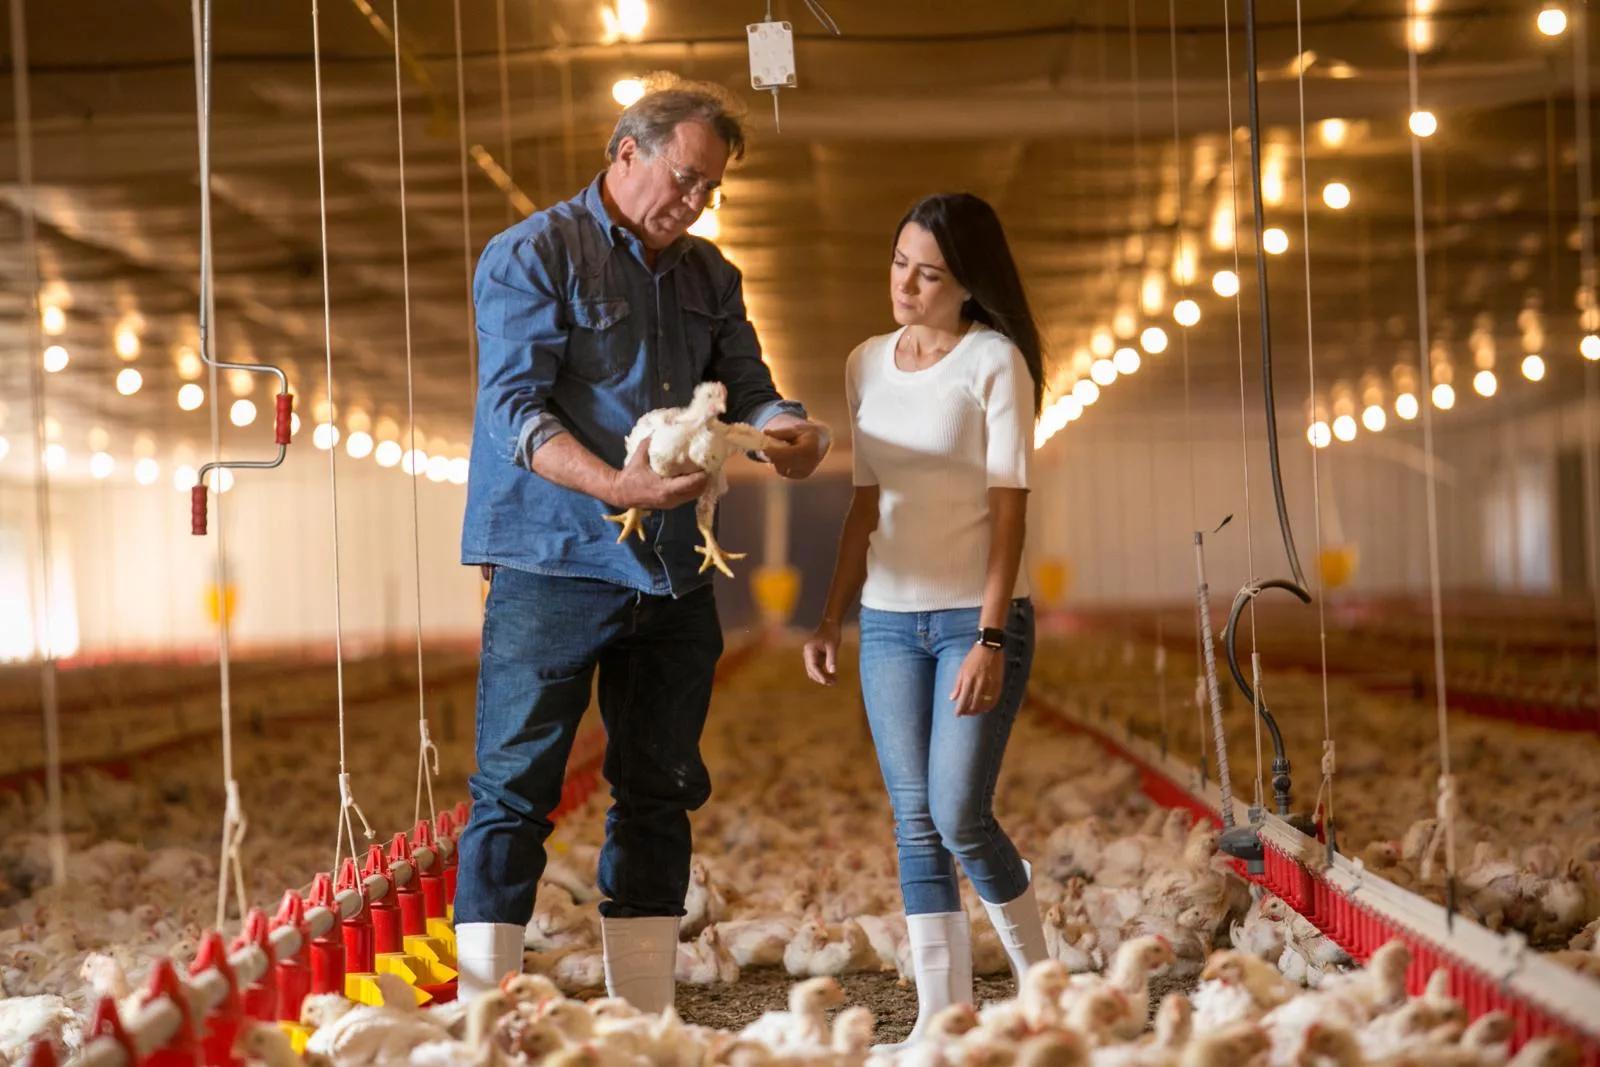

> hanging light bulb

[
  {"left": 290, "top": 412, "right": 302, "bottom": 436},
  {"left": 1317, "top": 118, "right": 1349, "bottom": 148},
  {"left": 1072, "top": 379, "right": 1100, "bottom": 406},
  {"left": 173, "top": 464, "right": 197, "bottom": 491},
  {"left": 346, "top": 430, "right": 374, "bottom": 459},
  {"left": 1140, "top": 271, "right": 1165, "bottom": 316},
  {"left": 448, "top": 457, "right": 470, "bottom": 485},
  {"left": 175, "top": 346, "right": 203, "bottom": 380},
  {"left": 612, "top": 78, "right": 646, "bottom": 107},
  {"left": 1089, "top": 329, "right": 1115, "bottom": 357},
  {"left": 312, "top": 422, "right": 340, "bottom": 450},
  {"left": 42, "top": 345, "right": 69, "bottom": 373},
  {"left": 1522, "top": 353, "right": 1547, "bottom": 380},
  {"left": 1331, "top": 414, "right": 1358, "bottom": 442},
  {"left": 90, "top": 451, "right": 115, "bottom": 479},
  {"left": 1262, "top": 227, "right": 1289, "bottom": 255},
  {"left": 1431, "top": 382, "right": 1456, "bottom": 409},
  {"left": 206, "top": 467, "right": 236, "bottom": 494},
  {"left": 614, "top": 0, "right": 648, "bottom": 38},
  {"left": 1171, "top": 241, "right": 1197, "bottom": 285},
  {"left": 1322, "top": 182, "right": 1352, "bottom": 210},
  {"left": 1209, "top": 197, "right": 1234, "bottom": 252},
  {"left": 1139, "top": 326, "right": 1168, "bottom": 355},
  {"left": 1212, "top": 270, "right": 1240, "bottom": 298},
  {"left": 135, "top": 457, "right": 160, "bottom": 486},
  {"left": 1408, "top": 110, "right": 1438, "bottom": 138},
  {"left": 1473, "top": 369, "right": 1498, "bottom": 397},
  {"left": 402, "top": 448, "right": 428, "bottom": 476},
  {"left": 426, "top": 455, "right": 451, "bottom": 483},
  {"left": 375, "top": 439, "right": 403, "bottom": 468},
  {"left": 116, "top": 367, "right": 143, "bottom": 396},
  {"left": 1394, "top": 393, "right": 1419, "bottom": 420},
  {"left": 1173, "top": 299, "right": 1201, "bottom": 327},
  {"left": 230, "top": 399, "right": 257, "bottom": 427},
  {"left": 1090, "top": 358, "right": 1119, "bottom": 387},
  {"left": 177, "top": 383, "right": 205, "bottom": 411},
  {"left": 1112, "top": 308, "right": 1138, "bottom": 339},
  {"left": 688, "top": 210, "right": 720, "bottom": 241},
  {"left": 1062, "top": 395, "right": 1084, "bottom": 421},
  {"left": 1307, "top": 421, "right": 1332, "bottom": 448},
  {"left": 41, "top": 304, "right": 65, "bottom": 335},
  {"left": 43, "top": 443, "right": 66, "bottom": 471},
  {"left": 1582, "top": 335, "right": 1600, "bottom": 361},
  {"left": 1114, "top": 347, "right": 1142, "bottom": 375},
  {"left": 1362, "top": 404, "right": 1387, "bottom": 432},
  {"left": 228, "top": 368, "right": 255, "bottom": 396},
  {"left": 1538, "top": 3, "right": 1567, "bottom": 35}
]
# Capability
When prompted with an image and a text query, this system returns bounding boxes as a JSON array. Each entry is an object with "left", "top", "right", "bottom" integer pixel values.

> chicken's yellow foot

[
  {"left": 603, "top": 508, "right": 649, "bottom": 543},
  {"left": 694, "top": 522, "right": 747, "bottom": 578}
]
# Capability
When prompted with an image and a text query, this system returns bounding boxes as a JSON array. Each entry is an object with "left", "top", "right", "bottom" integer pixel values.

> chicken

[
  {"left": 739, "top": 976, "right": 846, "bottom": 1050},
  {"left": 603, "top": 380, "right": 779, "bottom": 578},
  {"left": 676, "top": 924, "right": 740, "bottom": 985},
  {"left": 683, "top": 857, "right": 729, "bottom": 938}
]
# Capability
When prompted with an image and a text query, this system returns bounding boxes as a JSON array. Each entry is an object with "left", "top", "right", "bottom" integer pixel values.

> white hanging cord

[
  {"left": 1291, "top": 0, "right": 1337, "bottom": 846},
  {"left": 495, "top": 0, "right": 514, "bottom": 224},
  {"left": 1403, "top": 0, "right": 1458, "bottom": 919},
  {"left": 310, "top": 0, "right": 368, "bottom": 874},
  {"left": 9, "top": 0, "right": 65, "bottom": 889},
  {"left": 1221, "top": 0, "right": 1266, "bottom": 810},
  {"left": 1571, "top": 1, "right": 1600, "bottom": 713},
  {"left": 190, "top": 0, "right": 248, "bottom": 929},
  {"left": 390, "top": 0, "right": 438, "bottom": 830},
  {"left": 452, "top": 0, "right": 477, "bottom": 385},
  {"left": 1168, "top": 0, "right": 1207, "bottom": 781}
]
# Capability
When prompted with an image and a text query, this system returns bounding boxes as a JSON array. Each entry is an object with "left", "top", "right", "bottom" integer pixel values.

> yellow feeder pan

[
  {"left": 1033, "top": 558, "right": 1074, "bottom": 607},
  {"left": 1318, "top": 545, "right": 1358, "bottom": 591},
  {"left": 402, "top": 934, "right": 460, "bottom": 982},
  {"left": 345, "top": 970, "right": 430, "bottom": 1006},
  {"left": 751, "top": 564, "right": 801, "bottom": 626},
  {"left": 424, "top": 917, "right": 458, "bottom": 965},
  {"left": 204, "top": 583, "right": 238, "bottom": 626},
  {"left": 278, "top": 1022, "right": 313, "bottom": 1054}
]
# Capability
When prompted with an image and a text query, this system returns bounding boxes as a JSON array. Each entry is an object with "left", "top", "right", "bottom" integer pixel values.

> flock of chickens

[
  {"left": 0, "top": 636, "right": 1593, "bottom": 1064},
  {"left": 1029, "top": 632, "right": 1600, "bottom": 975}
]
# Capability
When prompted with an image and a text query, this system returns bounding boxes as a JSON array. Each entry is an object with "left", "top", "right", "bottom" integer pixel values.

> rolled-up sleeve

[
  {"left": 473, "top": 229, "right": 570, "bottom": 468},
  {"left": 705, "top": 259, "right": 807, "bottom": 430}
]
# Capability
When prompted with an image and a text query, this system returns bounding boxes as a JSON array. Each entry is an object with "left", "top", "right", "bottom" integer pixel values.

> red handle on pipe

[
  {"left": 191, "top": 484, "right": 209, "bottom": 536},
  {"left": 275, "top": 393, "right": 293, "bottom": 446}
]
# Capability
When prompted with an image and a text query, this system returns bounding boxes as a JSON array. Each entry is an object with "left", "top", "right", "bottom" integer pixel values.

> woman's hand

[
  {"left": 950, "top": 643, "right": 1005, "bottom": 715},
  {"left": 803, "top": 621, "right": 842, "bottom": 686}
]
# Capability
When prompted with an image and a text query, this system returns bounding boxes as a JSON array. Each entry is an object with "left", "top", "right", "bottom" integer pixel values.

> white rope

[
  {"left": 1222, "top": 0, "right": 1265, "bottom": 805},
  {"left": 9, "top": 0, "right": 65, "bottom": 889},
  {"left": 1167, "top": 0, "right": 1207, "bottom": 780},
  {"left": 1250, "top": 651, "right": 1265, "bottom": 809},
  {"left": 1571, "top": 0, "right": 1600, "bottom": 714},
  {"left": 1292, "top": 0, "right": 1337, "bottom": 840},
  {"left": 190, "top": 0, "right": 248, "bottom": 929},
  {"left": 495, "top": 0, "right": 514, "bottom": 224},
  {"left": 452, "top": 0, "right": 477, "bottom": 385},
  {"left": 390, "top": 0, "right": 437, "bottom": 829},
  {"left": 310, "top": 0, "right": 366, "bottom": 874},
  {"left": 1403, "top": 0, "right": 1456, "bottom": 891}
]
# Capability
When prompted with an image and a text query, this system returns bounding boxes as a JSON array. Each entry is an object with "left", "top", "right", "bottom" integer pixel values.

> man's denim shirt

[{"left": 461, "top": 173, "right": 806, "bottom": 597}]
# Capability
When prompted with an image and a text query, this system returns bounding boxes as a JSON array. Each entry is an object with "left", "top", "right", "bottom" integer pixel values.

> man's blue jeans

[
  {"left": 858, "top": 598, "right": 1035, "bottom": 915},
  {"left": 454, "top": 567, "right": 723, "bottom": 924}
]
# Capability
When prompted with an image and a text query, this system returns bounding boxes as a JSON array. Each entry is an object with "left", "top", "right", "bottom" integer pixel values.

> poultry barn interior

[{"left": 4, "top": 0, "right": 1600, "bottom": 1063}]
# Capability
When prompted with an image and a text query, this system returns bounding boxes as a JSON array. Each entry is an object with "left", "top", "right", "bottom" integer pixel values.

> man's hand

[
  {"left": 606, "top": 436, "right": 708, "bottom": 510},
  {"left": 763, "top": 421, "right": 829, "bottom": 480}
]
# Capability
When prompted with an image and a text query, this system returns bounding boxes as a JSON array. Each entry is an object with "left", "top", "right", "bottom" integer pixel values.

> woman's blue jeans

[{"left": 858, "top": 597, "right": 1035, "bottom": 915}]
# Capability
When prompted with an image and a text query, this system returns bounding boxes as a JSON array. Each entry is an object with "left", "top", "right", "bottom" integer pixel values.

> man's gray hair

[{"left": 605, "top": 74, "right": 747, "bottom": 163}]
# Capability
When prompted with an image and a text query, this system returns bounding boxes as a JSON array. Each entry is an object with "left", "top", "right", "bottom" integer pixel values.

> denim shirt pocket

[
  {"left": 678, "top": 289, "right": 720, "bottom": 379},
  {"left": 567, "top": 296, "right": 634, "bottom": 384}
]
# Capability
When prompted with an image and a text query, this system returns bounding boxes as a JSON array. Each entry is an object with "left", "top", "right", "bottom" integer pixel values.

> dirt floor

[{"left": 674, "top": 969, "right": 1198, "bottom": 1045}]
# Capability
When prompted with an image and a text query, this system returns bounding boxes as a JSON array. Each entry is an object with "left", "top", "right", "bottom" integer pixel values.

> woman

[{"left": 802, "top": 192, "right": 1048, "bottom": 1047}]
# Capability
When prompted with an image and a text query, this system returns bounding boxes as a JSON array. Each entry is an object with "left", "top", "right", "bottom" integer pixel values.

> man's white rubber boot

[
  {"left": 455, "top": 922, "right": 525, "bottom": 1001},
  {"left": 601, "top": 916, "right": 680, "bottom": 1014}
]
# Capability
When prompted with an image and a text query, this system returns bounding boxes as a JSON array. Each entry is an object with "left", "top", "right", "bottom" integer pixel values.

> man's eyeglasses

[{"left": 660, "top": 156, "right": 725, "bottom": 211}]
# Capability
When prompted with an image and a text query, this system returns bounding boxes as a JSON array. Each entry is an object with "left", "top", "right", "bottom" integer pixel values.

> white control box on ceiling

[{"left": 747, "top": 20, "right": 797, "bottom": 91}]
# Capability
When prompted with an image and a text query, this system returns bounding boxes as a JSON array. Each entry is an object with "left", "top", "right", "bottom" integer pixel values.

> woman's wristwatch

[{"left": 977, "top": 627, "right": 1006, "bottom": 651}]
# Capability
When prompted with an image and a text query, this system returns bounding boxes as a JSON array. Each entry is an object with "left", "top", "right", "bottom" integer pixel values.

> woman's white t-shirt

[{"left": 846, "top": 323, "right": 1035, "bottom": 613}]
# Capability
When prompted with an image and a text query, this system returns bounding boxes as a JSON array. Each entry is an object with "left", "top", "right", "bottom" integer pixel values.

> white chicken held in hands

[{"left": 604, "top": 380, "right": 779, "bottom": 578}]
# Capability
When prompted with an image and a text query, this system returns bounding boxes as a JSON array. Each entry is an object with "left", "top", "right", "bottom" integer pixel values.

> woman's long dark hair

[{"left": 894, "top": 193, "right": 1045, "bottom": 417}]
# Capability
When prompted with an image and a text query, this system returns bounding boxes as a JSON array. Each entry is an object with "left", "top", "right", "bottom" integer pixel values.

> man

[{"left": 455, "top": 78, "right": 829, "bottom": 1011}]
